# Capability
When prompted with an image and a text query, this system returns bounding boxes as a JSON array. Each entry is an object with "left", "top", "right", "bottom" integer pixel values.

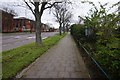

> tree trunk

[
  {"left": 63, "top": 23, "right": 65, "bottom": 33},
  {"left": 34, "top": 2, "right": 43, "bottom": 46},
  {"left": 59, "top": 24, "right": 62, "bottom": 35},
  {"left": 35, "top": 16, "right": 42, "bottom": 46}
]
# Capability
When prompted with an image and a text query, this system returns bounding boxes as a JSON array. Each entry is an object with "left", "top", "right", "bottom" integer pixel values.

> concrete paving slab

[{"left": 16, "top": 33, "right": 90, "bottom": 78}]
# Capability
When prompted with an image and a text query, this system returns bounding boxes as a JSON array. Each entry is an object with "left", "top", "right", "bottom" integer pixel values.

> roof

[
  {"left": 13, "top": 17, "right": 35, "bottom": 21},
  {"left": 0, "top": 9, "right": 15, "bottom": 16}
]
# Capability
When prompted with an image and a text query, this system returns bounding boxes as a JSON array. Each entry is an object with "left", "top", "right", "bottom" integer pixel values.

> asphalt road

[{"left": 2, "top": 32, "right": 58, "bottom": 51}]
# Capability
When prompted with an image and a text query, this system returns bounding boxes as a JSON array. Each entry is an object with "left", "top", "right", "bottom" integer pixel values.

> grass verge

[{"left": 2, "top": 33, "right": 66, "bottom": 79}]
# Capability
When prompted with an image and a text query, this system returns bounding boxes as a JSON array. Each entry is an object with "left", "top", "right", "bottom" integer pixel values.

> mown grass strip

[{"left": 2, "top": 33, "right": 66, "bottom": 79}]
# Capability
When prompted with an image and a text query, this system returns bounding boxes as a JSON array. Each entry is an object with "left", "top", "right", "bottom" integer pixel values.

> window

[
  {"left": 24, "top": 20, "right": 26, "bottom": 26},
  {"left": 16, "top": 20, "right": 18, "bottom": 28},
  {"left": 20, "top": 20, "right": 22, "bottom": 27}
]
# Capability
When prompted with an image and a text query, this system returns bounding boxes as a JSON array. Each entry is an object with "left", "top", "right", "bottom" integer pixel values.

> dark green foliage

[
  {"left": 71, "top": 2, "right": 120, "bottom": 78},
  {"left": 70, "top": 24, "right": 85, "bottom": 42}
]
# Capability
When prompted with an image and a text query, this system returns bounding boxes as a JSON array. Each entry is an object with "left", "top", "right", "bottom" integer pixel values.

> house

[
  {"left": 41, "top": 23, "right": 50, "bottom": 32},
  {"left": 13, "top": 17, "right": 52, "bottom": 32},
  {"left": 1, "top": 9, "right": 54, "bottom": 33},
  {"left": 14, "top": 17, "right": 35, "bottom": 32},
  {"left": 44, "top": 23, "right": 56, "bottom": 32},
  {"left": 1, "top": 10, "right": 15, "bottom": 32}
]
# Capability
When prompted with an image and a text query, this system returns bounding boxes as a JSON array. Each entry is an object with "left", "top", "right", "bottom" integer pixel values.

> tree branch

[
  {"left": 44, "top": 2, "right": 62, "bottom": 10},
  {"left": 30, "top": 0, "right": 35, "bottom": 6},
  {"left": 24, "top": 0, "right": 35, "bottom": 15}
]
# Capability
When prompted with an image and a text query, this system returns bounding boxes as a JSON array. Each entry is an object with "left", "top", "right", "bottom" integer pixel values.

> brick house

[
  {"left": 2, "top": 10, "right": 15, "bottom": 32},
  {"left": 13, "top": 17, "right": 52, "bottom": 32},
  {"left": 14, "top": 17, "right": 35, "bottom": 32},
  {"left": 1, "top": 9, "right": 54, "bottom": 33}
]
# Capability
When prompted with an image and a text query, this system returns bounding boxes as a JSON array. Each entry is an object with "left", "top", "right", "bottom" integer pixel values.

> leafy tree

[{"left": 79, "top": 1, "right": 120, "bottom": 78}]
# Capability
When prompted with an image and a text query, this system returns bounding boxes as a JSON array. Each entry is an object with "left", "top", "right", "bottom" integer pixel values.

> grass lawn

[{"left": 2, "top": 33, "right": 66, "bottom": 79}]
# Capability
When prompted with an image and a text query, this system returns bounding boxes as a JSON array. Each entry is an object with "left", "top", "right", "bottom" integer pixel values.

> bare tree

[
  {"left": 63, "top": 11, "right": 72, "bottom": 32},
  {"left": 23, "top": 0, "right": 62, "bottom": 45},
  {"left": 53, "top": 2, "right": 72, "bottom": 35},
  {"left": 53, "top": 4, "right": 63, "bottom": 35}
]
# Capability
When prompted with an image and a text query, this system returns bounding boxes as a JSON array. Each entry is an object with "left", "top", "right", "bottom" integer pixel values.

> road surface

[{"left": 2, "top": 32, "right": 58, "bottom": 51}]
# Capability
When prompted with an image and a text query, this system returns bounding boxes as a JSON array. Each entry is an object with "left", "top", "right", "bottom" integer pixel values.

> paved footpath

[{"left": 16, "top": 33, "right": 90, "bottom": 78}]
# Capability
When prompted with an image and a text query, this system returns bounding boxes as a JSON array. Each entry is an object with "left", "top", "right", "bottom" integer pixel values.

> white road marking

[
  {"left": 26, "top": 36, "right": 35, "bottom": 39},
  {"left": 42, "top": 37, "right": 47, "bottom": 39},
  {"left": 26, "top": 36, "right": 47, "bottom": 40},
  {"left": 14, "top": 36, "right": 21, "bottom": 39}
]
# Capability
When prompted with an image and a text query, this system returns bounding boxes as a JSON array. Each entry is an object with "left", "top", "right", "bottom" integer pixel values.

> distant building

[
  {"left": 14, "top": 17, "right": 35, "bottom": 32},
  {"left": 1, "top": 10, "right": 35, "bottom": 33},
  {"left": 1, "top": 9, "right": 55, "bottom": 33},
  {"left": 41, "top": 23, "right": 50, "bottom": 32},
  {"left": 41, "top": 23, "right": 55, "bottom": 32},
  {"left": 1, "top": 10, "right": 15, "bottom": 32}
]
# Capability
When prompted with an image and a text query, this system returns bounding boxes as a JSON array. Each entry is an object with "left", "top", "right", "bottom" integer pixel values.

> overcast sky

[{"left": 0, "top": 0, "right": 119, "bottom": 28}]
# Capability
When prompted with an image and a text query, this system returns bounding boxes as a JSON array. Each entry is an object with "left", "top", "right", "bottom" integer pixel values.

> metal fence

[{"left": 77, "top": 40, "right": 110, "bottom": 80}]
